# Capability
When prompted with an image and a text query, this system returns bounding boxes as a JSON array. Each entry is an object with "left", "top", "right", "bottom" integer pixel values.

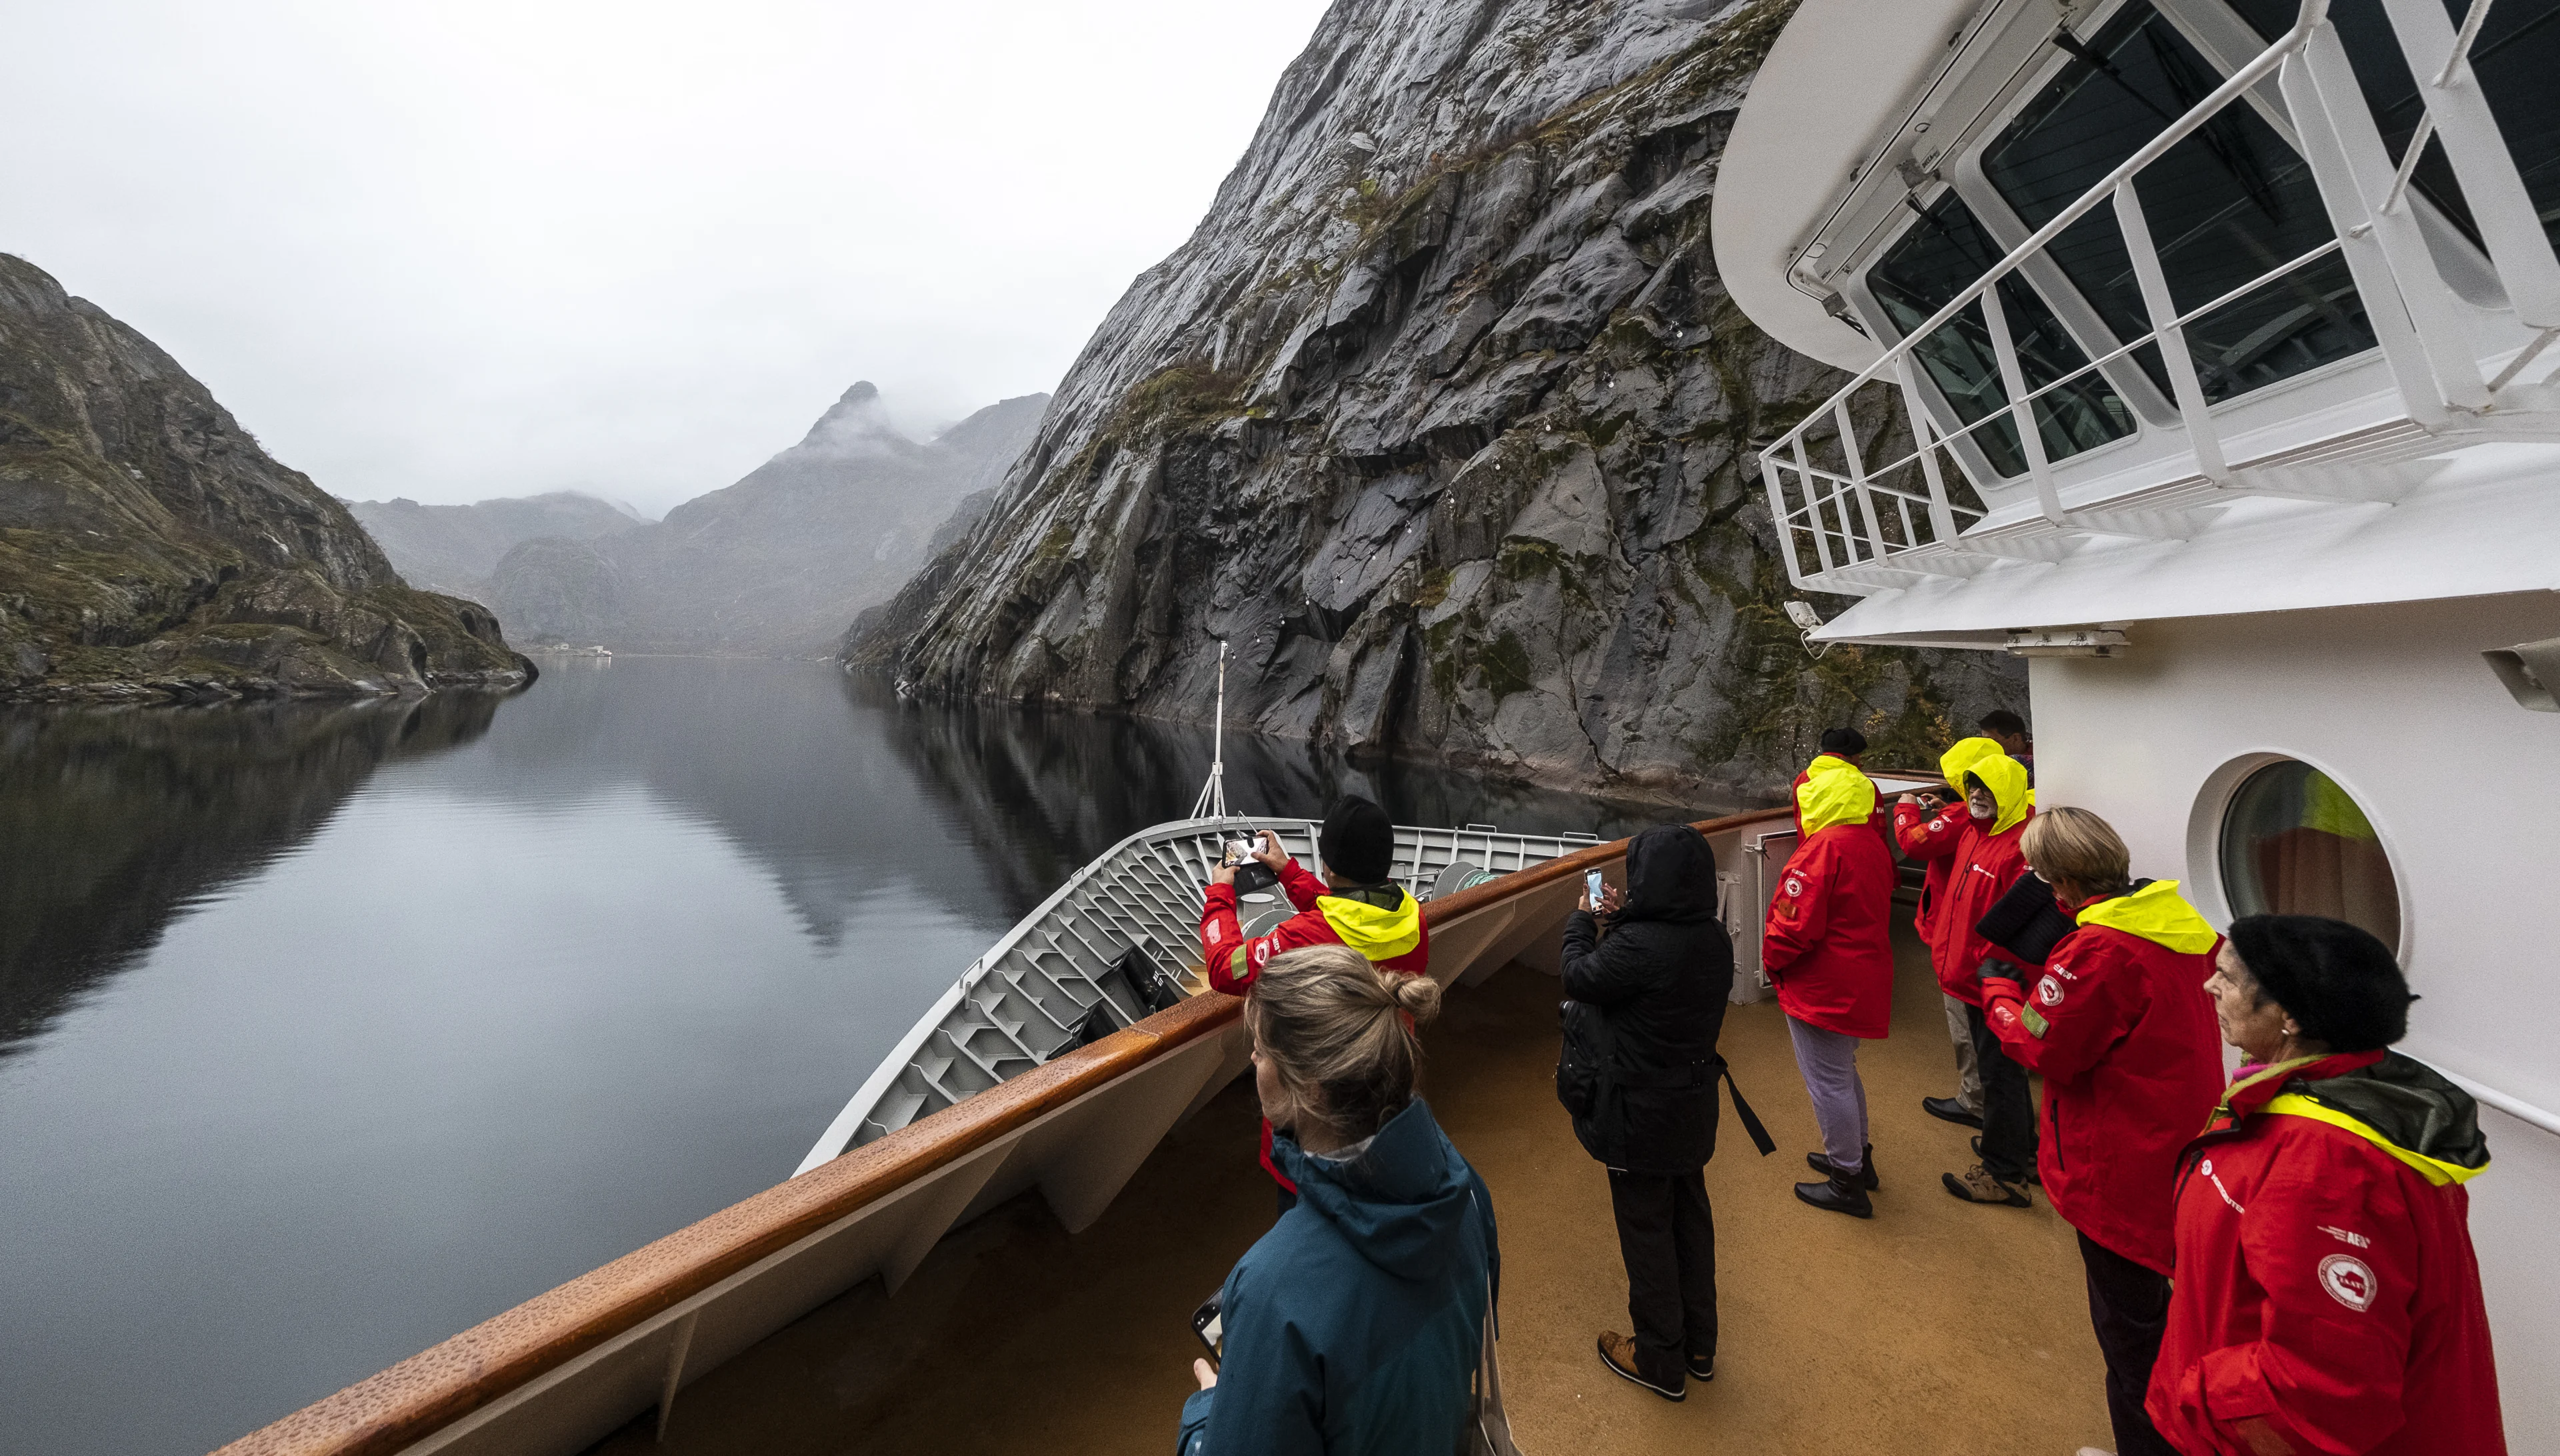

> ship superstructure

[{"left": 1716, "top": 0, "right": 2557, "bottom": 1442}]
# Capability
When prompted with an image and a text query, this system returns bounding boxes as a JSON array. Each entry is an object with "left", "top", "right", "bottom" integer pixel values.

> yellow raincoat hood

[
  {"left": 1961, "top": 753, "right": 2033, "bottom": 835},
  {"left": 2077, "top": 880, "right": 2219, "bottom": 955},
  {"left": 1797, "top": 764, "right": 1878, "bottom": 836},
  {"left": 1939, "top": 737, "right": 2003, "bottom": 794},
  {"left": 1316, "top": 887, "right": 1423, "bottom": 960}
]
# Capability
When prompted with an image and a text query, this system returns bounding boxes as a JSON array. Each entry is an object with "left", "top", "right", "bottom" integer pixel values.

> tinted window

[
  {"left": 1866, "top": 193, "right": 2138, "bottom": 479},
  {"left": 2230, "top": 0, "right": 2560, "bottom": 254},
  {"left": 2219, "top": 760, "right": 2401, "bottom": 948},
  {"left": 1983, "top": 2, "right": 2377, "bottom": 403}
]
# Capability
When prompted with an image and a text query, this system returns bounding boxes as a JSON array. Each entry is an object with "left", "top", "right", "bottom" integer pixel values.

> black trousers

[
  {"left": 1606, "top": 1167, "right": 1716, "bottom": 1387},
  {"left": 1965, "top": 1001, "right": 2039, "bottom": 1182},
  {"left": 2079, "top": 1232, "right": 2179, "bottom": 1456}
]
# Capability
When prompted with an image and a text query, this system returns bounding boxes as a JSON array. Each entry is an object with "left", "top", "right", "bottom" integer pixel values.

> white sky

[{"left": 2, "top": 0, "right": 1331, "bottom": 517}]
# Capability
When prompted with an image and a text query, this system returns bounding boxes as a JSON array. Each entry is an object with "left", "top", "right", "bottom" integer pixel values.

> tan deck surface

[{"left": 596, "top": 923, "right": 2113, "bottom": 1455}]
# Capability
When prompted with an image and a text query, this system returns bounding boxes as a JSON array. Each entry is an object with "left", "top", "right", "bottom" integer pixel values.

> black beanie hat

[
  {"left": 2227, "top": 915, "right": 2417, "bottom": 1054},
  {"left": 1819, "top": 726, "right": 1869, "bottom": 756},
  {"left": 1319, "top": 795, "right": 1395, "bottom": 885}
]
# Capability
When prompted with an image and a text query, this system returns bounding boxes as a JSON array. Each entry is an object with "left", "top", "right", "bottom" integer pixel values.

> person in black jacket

[{"left": 1556, "top": 824, "right": 1733, "bottom": 1402}]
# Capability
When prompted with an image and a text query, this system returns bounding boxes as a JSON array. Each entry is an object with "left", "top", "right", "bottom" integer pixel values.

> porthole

[{"left": 2218, "top": 760, "right": 2401, "bottom": 948}]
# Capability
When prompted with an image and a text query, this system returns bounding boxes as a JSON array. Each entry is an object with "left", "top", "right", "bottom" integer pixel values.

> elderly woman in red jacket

[
  {"left": 1977, "top": 808, "right": 2223, "bottom": 1456},
  {"left": 2148, "top": 915, "right": 2503, "bottom": 1456},
  {"left": 1764, "top": 763, "right": 1895, "bottom": 1218}
]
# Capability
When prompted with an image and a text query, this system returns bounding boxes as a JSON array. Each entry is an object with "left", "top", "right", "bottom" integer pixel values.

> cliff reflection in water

[{"left": 0, "top": 693, "right": 501, "bottom": 1057}]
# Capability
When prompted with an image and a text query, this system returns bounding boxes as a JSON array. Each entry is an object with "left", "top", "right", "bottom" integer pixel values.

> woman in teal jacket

[{"left": 1177, "top": 943, "right": 1499, "bottom": 1456}]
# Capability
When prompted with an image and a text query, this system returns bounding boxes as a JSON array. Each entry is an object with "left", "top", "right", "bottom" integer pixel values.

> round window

[{"left": 2218, "top": 761, "right": 2401, "bottom": 947}]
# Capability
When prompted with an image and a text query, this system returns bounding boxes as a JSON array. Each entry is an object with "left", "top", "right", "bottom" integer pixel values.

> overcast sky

[{"left": 2, "top": 0, "right": 1331, "bottom": 517}]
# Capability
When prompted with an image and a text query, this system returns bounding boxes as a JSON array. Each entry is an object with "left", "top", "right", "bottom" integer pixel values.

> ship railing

[
  {"left": 212, "top": 807, "right": 1792, "bottom": 1456},
  {"left": 1759, "top": 0, "right": 2560, "bottom": 597}
]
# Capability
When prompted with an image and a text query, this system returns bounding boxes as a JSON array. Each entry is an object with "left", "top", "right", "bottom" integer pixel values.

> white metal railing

[{"left": 1759, "top": 0, "right": 2560, "bottom": 592}]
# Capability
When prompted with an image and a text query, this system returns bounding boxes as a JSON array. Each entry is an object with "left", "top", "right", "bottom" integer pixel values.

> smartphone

[
  {"left": 1191, "top": 1288, "right": 1224, "bottom": 1363},
  {"left": 1585, "top": 870, "right": 1605, "bottom": 907}
]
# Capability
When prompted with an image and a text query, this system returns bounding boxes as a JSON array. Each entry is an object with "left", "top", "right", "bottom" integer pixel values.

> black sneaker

[
  {"left": 1597, "top": 1333, "right": 1683, "bottom": 1401},
  {"left": 1923, "top": 1095, "right": 1984, "bottom": 1129},
  {"left": 1805, "top": 1143, "right": 1879, "bottom": 1191},
  {"left": 1687, "top": 1354, "right": 1715, "bottom": 1381},
  {"left": 1973, "top": 1135, "right": 2041, "bottom": 1185}
]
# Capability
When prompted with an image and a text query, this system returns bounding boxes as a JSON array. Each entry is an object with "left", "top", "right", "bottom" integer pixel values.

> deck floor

[{"left": 596, "top": 923, "right": 2114, "bottom": 1455}]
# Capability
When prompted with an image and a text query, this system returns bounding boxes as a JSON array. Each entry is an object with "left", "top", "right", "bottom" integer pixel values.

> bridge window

[
  {"left": 1865, "top": 193, "right": 2139, "bottom": 479},
  {"left": 2228, "top": 0, "right": 2560, "bottom": 255},
  {"left": 2219, "top": 760, "right": 2401, "bottom": 949},
  {"left": 1981, "top": 1, "right": 2377, "bottom": 404}
]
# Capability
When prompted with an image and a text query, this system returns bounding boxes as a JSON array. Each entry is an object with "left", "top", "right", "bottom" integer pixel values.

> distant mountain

[
  {"left": 345, "top": 492, "right": 642, "bottom": 597},
  {"left": 0, "top": 253, "right": 531, "bottom": 702},
  {"left": 481, "top": 384, "right": 1049, "bottom": 655}
]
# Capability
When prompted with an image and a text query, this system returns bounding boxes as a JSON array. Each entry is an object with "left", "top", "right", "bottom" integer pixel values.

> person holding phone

[
  {"left": 1175, "top": 944, "right": 1497, "bottom": 1456},
  {"left": 1897, "top": 735, "right": 2009, "bottom": 1131},
  {"left": 1556, "top": 824, "right": 1731, "bottom": 1401},
  {"left": 1201, "top": 796, "right": 1431, "bottom": 1209}
]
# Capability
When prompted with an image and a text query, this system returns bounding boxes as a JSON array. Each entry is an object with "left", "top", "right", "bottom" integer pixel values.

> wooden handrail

[{"left": 213, "top": 804, "right": 1796, "bottom": 1456}]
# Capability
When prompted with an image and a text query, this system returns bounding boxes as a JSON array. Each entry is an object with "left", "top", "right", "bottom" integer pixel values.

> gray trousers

[
  {"left": 1786, "top": 1016, "right": 1871, "bottom": 1172},
  {"left": 1945, "top": 992, "right": 1984, "bottom": 1112}
]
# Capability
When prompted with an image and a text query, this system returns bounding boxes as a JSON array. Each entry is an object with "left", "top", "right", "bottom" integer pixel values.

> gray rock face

[
  {"left": 0, "top": 253, "right": 531, "bottom": 702},
  {"left": 345, "top": 492, "right": 642, "bottom": 598},
  {"left": 485, "top": 386, "right": 1048, "bottom": 655},
  {"left": 849, "top": 0, "right": 2021, "bottom": 801}
]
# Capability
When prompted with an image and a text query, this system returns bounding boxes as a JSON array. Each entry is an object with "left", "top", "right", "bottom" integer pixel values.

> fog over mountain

[{"left": 360, "top": 385, "right": 1048, "bottom": 657}]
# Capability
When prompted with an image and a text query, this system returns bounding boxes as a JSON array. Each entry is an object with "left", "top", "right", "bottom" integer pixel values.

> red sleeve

[
  {"left": 1207, "top": 910, "right": 1328, "bottom": 995},
  {"left": 2175, "top": 1146, "right": 2423, "bottom": 1455},
  {"left": 1895, "top": 803, "right": 1964, "bottom": 861},
  {"left": 1199, "top": 883, "right": 1245, "bottom": 983},
  {"left": 1277, "top": 859, "right": 1325, "bottom": 912},
  {"left": 1761, "top": 837, "right": 1834, "bottom": 978},
  {"left": 1981, "top": 933, "right": 2139, "bottom": 1082}
]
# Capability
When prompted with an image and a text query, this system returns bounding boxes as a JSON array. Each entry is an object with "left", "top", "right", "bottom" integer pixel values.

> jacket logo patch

[
  {"left": 2035, "top": 975, "right": 2066, "bottom": 1007},
  {"left": 2200, "top": 1158, "right": 2245, "bottom": 1214},
  {"left": 2318, "top": 1224, "right": 2372, "bottom": 1249},
  {"left": 1784, "top": 877, "right": 1805, "bottom": 898},
  {"left": 2319, "top": 1253, "right": 2378, "bottom": 1312}
]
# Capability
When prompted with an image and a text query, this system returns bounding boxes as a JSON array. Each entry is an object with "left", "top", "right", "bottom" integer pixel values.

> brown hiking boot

[
  {"left": 1941, "top": 1162, "right": 2032, "bottom": 1207},
  {"left": 1596, "top": 1331, "right": 1684, "bottom": 1401}
]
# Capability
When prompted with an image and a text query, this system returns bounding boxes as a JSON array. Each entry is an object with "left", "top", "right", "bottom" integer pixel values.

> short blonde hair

[
  {"left": 1248, "top": 944, "right": 1441, "bottom": 1140},
  {"left": 2021, "top": 806, "right": 2132, "bottom": 893}
]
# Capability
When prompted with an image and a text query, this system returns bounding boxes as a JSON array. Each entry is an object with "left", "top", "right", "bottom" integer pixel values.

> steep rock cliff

[
  {"left": 0, "top": 255, "right": 531, "bottom": 701},
  {"left": 852, "top": 0, "right": 2023, "bottom": 800}
]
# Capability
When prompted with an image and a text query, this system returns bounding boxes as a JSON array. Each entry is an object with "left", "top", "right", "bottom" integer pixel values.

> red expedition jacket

[
  {"left": 1199, "top": 859, "right": 1429, "bottom": 1191},
  {"left": 1897, "top": 737, "right": 2007, "bottom": 942},
  {"left": 1918, "top": 753, "right": 2033, "bottom": 1007},
  {"left": 1979, "top": 881, "right": 2224, "bottom": 1272},
  {"left": 2149, "top": 1051, "right": 2503, "bottom": 1455},
  {"left": 1762, "top": 823, "right": 1896, "bottom": 1039}
]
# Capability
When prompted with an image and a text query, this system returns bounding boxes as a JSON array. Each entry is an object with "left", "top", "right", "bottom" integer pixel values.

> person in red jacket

[
  {"left": 1976, "top": 808, "right": 2223, "bottom": 1456},
  {"left": 1765, "top": 764, "right": 1895, "bottom": 1218},
  {"left": 1901, "top": 752, "right": 2039, "bottom": 1207},
  {"left": 2150, "top": 915, "right": 2503, "bottom": 1456},
  {"left": 1899, "top": 735, "right": 2007, "bottom": 1132},
  {"left": 1791, "top": 726, "right": 1893, "bottom": 850},
  {"left": 1201, "top": 795, "right": 1428, "bottom": 1203}
]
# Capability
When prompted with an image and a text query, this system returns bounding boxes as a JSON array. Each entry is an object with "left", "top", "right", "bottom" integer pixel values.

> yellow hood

[
  {"left": 2077, "top": 880, "right": 2219, "bottom": 955},
  {"left": 1316, "top": 888, "right": 1423, "bottom": 961},
  {"left": 1939, "top": 737, "right": 2004, "bottom": 792},
  {"left": 1961, "top": 753, "right": 2033, "bottom": 835},
  {"left": 1797, "top": 765, "right": 1878, "bottom": 836}
]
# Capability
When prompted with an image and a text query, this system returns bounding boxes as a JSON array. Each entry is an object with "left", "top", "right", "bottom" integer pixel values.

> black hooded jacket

[{"left": 1555, "top": 825, "right": 1735, "bottom": 1173}]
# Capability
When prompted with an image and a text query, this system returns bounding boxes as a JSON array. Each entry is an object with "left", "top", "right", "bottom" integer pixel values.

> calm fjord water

[{"left": 0, "top": 658, "right": 1681, "bottom": 1455}]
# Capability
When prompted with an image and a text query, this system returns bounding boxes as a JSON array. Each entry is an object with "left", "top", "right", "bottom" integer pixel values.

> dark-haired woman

[
  {"left": 1557, "top": 824, "right": 1731, "bottom": 1401},
  {"left": 1178, "top": 944, "right": 1496, "bottom": 1456},
  {"left": 2149, "top": 915, "right": 2505, "bottom": 1455}
]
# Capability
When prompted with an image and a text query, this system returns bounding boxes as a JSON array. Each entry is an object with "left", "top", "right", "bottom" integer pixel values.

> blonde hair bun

[{"left": 1387, "top": 971, "right": 1444, "bottom": 1024}]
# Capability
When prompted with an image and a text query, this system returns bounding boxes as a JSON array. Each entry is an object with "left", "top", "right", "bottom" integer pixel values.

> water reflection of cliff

[
  {"left": 0, "top": 695, "right": 502, "bottom": 1055},
  {"left": 858, "top": 672, "right": 1726, "bottom": 921}
]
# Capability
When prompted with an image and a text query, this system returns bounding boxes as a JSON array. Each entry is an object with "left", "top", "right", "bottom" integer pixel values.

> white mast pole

[{"left": 1191, "top": 640, "right": 1230, "bottom": 821}]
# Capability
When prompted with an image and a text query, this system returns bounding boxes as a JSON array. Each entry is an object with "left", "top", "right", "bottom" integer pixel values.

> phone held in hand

[
  {"left": 1191, "top": 1287, "right": 1224, "bottom": 1363},
  {"left": 1585, "top": 869, "right": 1605, "bottom": 908}
]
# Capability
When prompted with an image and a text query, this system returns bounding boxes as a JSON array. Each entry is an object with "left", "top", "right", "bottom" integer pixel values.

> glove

[{"left": 1977, "top": 957, "right": 2027, "bottom": 990}]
